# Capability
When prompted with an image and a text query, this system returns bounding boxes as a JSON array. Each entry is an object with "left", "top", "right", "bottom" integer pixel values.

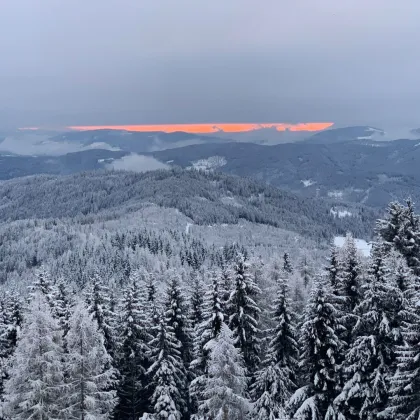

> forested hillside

[{"left": 0, "top": 194, "right": 419, "bottom": 419}]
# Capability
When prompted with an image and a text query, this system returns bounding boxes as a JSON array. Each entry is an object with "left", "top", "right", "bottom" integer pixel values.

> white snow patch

[
  {"left": 301, "top": 179, "right": 316, "bottom": 187},
  {"left": 334, "top": 236, "right": 372, "bottom": 257},
  {"left": 185, "top": 223, "right": 192, "bottom": 234},
  {"left": 328, "top": 190, "right": 344, "bottom": 199},
  {"left": 330, "top": 209, "right": 352, "bottom": 218},
  {"left": 190, "top": 156, "right": 227, "bottom": 171}
]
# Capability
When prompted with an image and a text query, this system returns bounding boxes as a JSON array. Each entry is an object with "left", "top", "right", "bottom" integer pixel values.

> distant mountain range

[
  {"left": 150, "top": 139, "right": 420, "bottom": 209},
  {"left": 1, "top": 125, "right": 419, "bottom": 210}
]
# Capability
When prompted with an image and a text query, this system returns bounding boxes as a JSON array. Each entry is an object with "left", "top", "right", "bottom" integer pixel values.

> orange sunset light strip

[{"left": 67, "top": 122, "right": 333, "bottom": 134}]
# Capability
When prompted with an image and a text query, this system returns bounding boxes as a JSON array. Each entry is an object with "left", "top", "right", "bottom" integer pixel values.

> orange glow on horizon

[{"left": 65, "top": 122, "right": 334, "bottom": 134}]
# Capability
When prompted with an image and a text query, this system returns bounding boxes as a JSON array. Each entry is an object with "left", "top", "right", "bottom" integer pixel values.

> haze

[{"left": 1, "top": 0, "right": 419, "bottom": 129}]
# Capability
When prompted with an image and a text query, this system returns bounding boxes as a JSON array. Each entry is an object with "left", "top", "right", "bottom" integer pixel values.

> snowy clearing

[{"left": 334, "top": 236, "right": 372, "bottom": 257}]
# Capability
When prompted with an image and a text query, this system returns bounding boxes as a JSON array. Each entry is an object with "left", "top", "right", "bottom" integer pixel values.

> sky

[{"left": 1, "top": 0, "right": 419, "bottom": 130}]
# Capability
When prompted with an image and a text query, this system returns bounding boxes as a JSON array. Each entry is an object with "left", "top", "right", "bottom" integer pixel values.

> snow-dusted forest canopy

[{"left": 0, "top": 168, "right": 418, "bottom": 419}]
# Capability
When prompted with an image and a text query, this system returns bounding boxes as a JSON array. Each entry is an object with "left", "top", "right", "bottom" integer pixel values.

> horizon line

[
  {"left": 20, "top": 122, "right": 334, "bottom": 134},
  {"left": 65, "top": 122, "right": 334, "bottom": 134}
]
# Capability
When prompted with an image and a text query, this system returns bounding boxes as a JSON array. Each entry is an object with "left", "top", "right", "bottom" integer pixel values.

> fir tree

[
  {"left": 2, "top": 293, "right": 66, "bottom": 420},
  {"left": 288, "top": 280, "right": 342, "bottom": 420},
  {"left": 198, "top": 323, "right": 250, "bottom": 420},
  {"left": 228, "top": 254, "right": 261, "bottom": 377},
  {"left": 147, "top": 317, "right": 186, "bottom": 420},
  {"left": 64, "top": 302, "right": 117, "bottom": 419},
  {"left": 115, "top": 280, "right": 152, "bottom": 420}
]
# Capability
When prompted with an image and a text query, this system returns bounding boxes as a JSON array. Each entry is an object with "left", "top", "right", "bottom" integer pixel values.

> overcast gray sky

[{"left": 0, "top": 0, "right": 419, "bottom": 128}]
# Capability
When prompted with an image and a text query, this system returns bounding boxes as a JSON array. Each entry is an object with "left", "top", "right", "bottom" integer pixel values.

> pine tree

[
  {"left": 288, "top": 280, "right": 342, "bottom": 419},
  {"left": 115, "top": 280, "right": 152, "bottom": 420},
  {"left": 64, "top": 302, "right": 117, "bottom": 419},
  {"left": 251, "top": 275, "right": 298, "bottom": 419},
  {"left": 147, "top": 317, "right": 186, "bottom": 420},
  {"left": 335, "top": 246, "right": 404, "bottom": 419},
  {"left": 228, "top": 254, "right": 261, "bottom": 377},
  {"left": 2, "top": 292, "right": 66, "bottom": 420},
  {"left": 198, "top": 323, "right": 250, "bottom": 420}
]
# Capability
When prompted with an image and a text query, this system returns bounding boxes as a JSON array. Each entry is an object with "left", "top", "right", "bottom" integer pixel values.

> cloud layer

[
  {"left": 1, "top": 1, "right": 419, "bottom": 129},
  {"left": 108, "top": 154, "right": 169, "bottom": 173}
]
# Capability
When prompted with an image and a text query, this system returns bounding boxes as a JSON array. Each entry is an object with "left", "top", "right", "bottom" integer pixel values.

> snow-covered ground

[
  {"left": 190, "top": 156, "right": 227, "bottom": 171},
  {"left": 334, "top": 236, "right": 372, "bottom": 257},
  {"left": 301, "top": 179, "right": 316, "bottom": 187},
  {"left": 330, "top": 209, "right": 352, "bottom": 218}
]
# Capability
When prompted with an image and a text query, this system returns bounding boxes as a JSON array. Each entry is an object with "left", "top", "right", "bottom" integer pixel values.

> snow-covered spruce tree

[
  {"left": 395, "top": 199, "right": 420, "bottom": 275},
  {"left": 377, "top": 201, "right": 406, "bottom": 252},
  {"left": 198, "top": 323, "right": 250, "bottom": 420},
  {"left": 53, "top": 279, "right": 73, "bottom": 343},
  {"left": 380, "top": 257, "right": 420, "bottom": 419},
  {"left": 220, "top": 264, "right": 233, "bottom": 313},
  {"left": 250, "top": 275, "right": 299, "bottom": 419},
  {"left": 288, "top": 279, "right": 342, "bottom": 420},
  {"left": 299, "top": 256, "right": 312, "bottom": 289},
  {"left": 64, "top": 302, "right": 117, "bottom": 420},
  {"left": 145, "top": 272, "right": 161, "bottom": 329},
  {"left": 283, "top": 252, "right": 294, "bottom": 274},
  {"left": 2, "top": 292, "right": 66, "bottom": 420},
  {"left": 325, "top": 246, "right": 341, "bottom": 294},
  {"left": 190, "top": 270, "right": 225, "bottom": 416},
  {"left": 189, "top": 271, "right": 205, "bottom": 332},
  {"left": 228, "top": 253, "right": 261, "bottom": 377},
  {"left": 337, "top": 233, "right": 363, "bottom": 345},
  {"left": 335, "top": 246, "right": 404, "bottom": 419},
  {"left": 30, "top": 265, "right": 56, "bottom": 307},
  {"left": 114, "top": 280, "right": 152, "bottom": 420},
  {"left": 164, "top": 275, "right": 193, "bottom": 384},
  {"left": 0, "top": 292, "right": 23, "bottom": 405},
  {"left": 85, "top": 274, "right": 117, "bottom": 359},
  {"left": 147, "top": 316, "right": 186, "bottom": 420},
  {"left": 377, "top": 199, "right": 420, "bottom": 275}
]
